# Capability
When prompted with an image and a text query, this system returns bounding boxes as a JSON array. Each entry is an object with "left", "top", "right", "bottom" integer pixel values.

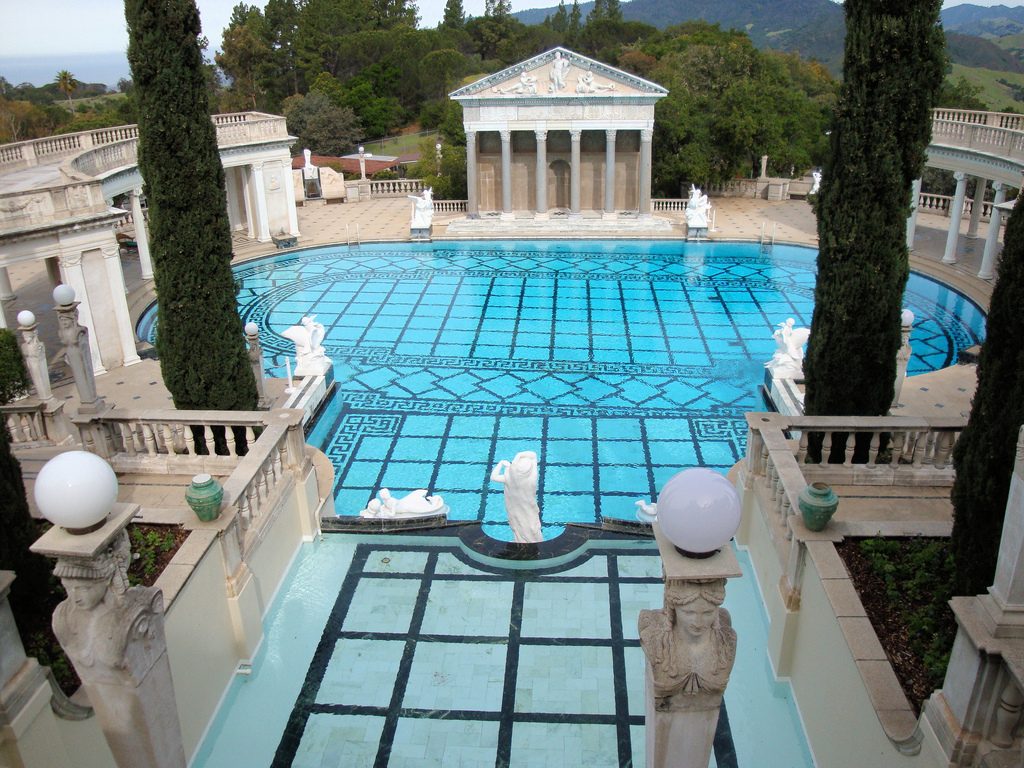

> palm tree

[{"left": 54, "top": 70, "right": 78, "bottom": 109}]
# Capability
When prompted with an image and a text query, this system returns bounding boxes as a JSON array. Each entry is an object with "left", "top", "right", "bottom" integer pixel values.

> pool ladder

[
  {"left": 346, "top": 223, "right": 361, "bottom": 247},
  {"left": 760, "top": 222, "right": 776, "bottom": 253}
]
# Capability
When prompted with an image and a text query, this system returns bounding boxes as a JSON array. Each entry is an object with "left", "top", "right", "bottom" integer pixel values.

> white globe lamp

[
  {"left": 244, "top": 322, "right": 259, "bottom": 336},
  {"left": 34, "top": 451, "right": 119, "bottom": 534},
  {"left": 656, "top": 468, "right": 741, "bottom": 557},
  {"left": 901, "top": 309, "right": 915, "bottom": 327},
  {"left": 53, "top": 284, "right": 76, "bottom": 306},
  {"left": 17, "top": 310, "right": 35, "bottom": 327}
]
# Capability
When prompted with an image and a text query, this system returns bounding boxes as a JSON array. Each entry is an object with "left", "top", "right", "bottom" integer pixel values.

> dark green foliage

[
  {"left": 283, "top": 91, "right": 362, "bottom": 155},
  {"left": 802, "top": 0, "right": 945, "bottom": 418},
  {"left": 127, "top": 526, "right": 179, "bottom": 585},
  {"left": 125, "top": 0, "right": 257, "bottom": 411},
  {"left": 857, "top": 538, "right": 956, "bottom": 690},
  {"left": 0, "top": 426, "right": 52, "bottom": 619},
  {"left": 951, "top": 201, "right": 1024, "bottom": 596},
  {"left": 0, "top": 329, "right": 29, "bottom": 404}
]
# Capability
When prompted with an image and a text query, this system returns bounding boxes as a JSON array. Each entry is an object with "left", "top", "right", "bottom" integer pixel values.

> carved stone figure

[
  {"left": 51, "top": 531, "right": 185, "bottom": 767},
  {"left": 765, "top": 317, "right": 811, "bottom": 377},
  {"left": 55, "top": 300, "right": 103, "bottom": 411},
  {"left": 810, "top": 170, "right": 822, "bottom": 195},
  {"left": 549, "top": 51, "right": 570, "bottom": 93},
  {"left": 636, "top": 499, "right": 658, "bottom": 524},
  {"left": 495, "top": 71, "right": 538, "bottom": 95},
  {"left": 18, "top": 312, "right": 53, "bottom": 401},
  {"left": 407, "top": 187, "right": 434, "bottom": 231},
  {"left": 282, "top": 315, "right": 330, "bottom": 377},
  {"left": 576, "top": 69, "right": 615, "bottom": 94},
  {"left": 639, "top": 579, "right": 737, "bottom": 767},
  {"left": 491, "top": 450, "right": 542, "bottom": 543},
  {"left": 359, "top": 488, "right": 448, "bottom": 519},
  {"left": 684, "top": 185, "right": 711, "bottom": 232}
]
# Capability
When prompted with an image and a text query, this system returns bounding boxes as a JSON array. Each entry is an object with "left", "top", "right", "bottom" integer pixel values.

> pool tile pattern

[{"left": 273, "top": 539, "right": 742, "bottom": 767}]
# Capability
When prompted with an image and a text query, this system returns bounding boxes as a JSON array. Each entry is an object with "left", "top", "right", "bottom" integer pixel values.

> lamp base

[{"left": 673, "top": 545, "right": 719, "bottom": 560}]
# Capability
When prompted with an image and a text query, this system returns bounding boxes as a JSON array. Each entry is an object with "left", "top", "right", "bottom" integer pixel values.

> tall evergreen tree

[
  {"left": 802, "top": 0, "right": 944, "bottom": 419},
  {"left": 568, "top": 0, "right": 582, "bottom": 41},
  {"left": 951, "top": 202, "right": 1024, "bottom": 595},
  {"left": 442, "top": 0, "right": 465, "bottom": 29},
  {"left": 125, "top": 0, "right": 258, "bottom": 412},
  {"left": 0, "top": 424, "right": 50, "bottom": 617}
]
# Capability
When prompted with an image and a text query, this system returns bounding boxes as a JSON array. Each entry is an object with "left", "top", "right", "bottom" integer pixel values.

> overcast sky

[{"left": 0, "top": 0, "right": 1019, "bottom": 57}]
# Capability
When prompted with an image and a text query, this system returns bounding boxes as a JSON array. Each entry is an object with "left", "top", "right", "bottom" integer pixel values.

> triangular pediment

[{"left": 450, "top": 48, "right": 667, "bottom": 100}]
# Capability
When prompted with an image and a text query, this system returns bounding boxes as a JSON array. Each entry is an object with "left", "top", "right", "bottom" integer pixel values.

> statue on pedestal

[
  {"left": 282, "top": 315, "right": 331, "bottom": 377},
  {"left": 491, "top": 450, "right": 542, "bottom": 543},
  {"left": 358, "top": 488, "right": 448, "bottom": 519},
  {"left": 764, "top": 317, "right": 811, "bottom": 378},
  {"left": 684, "top": 185, "right": 711, "bottom": 236},
  {"left": 407, "top": 187, "right": 434, "bottom": 233},
  {"left": 55, "top": 298, "right": 104, "bottom": 411}
]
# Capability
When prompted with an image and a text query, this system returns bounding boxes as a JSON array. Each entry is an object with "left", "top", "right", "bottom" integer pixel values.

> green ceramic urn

[
  {"left": 185, "top": 473, "right": 224, "bottom": 522},
  {"left": 798, "top": 482, "right": 839, "bottom": 532}
]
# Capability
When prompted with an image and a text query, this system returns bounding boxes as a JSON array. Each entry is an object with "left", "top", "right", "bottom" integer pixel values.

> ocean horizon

[{"left": 1, "top": 51, "right": 130, "bottom": 89}]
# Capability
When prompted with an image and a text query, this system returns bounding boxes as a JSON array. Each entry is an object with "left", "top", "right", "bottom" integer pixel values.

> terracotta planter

[
  {"left": 185, "top": 473, "right": 224, "bottom": 522},
  {"left": 798, "top": 482, "right": 839, "bottom": 532}
]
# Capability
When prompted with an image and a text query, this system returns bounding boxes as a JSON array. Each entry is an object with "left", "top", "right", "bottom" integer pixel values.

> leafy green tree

[
  {"left": 442, "top": 0, "right": 465, "bottom": 29},
  {"left": 951, "top": 202, "right": 1024, "bottom": 595},
  {"left": 283, "top": 91, "right": 362, "bottom": 155},
  {"left": 216, "top": 5, "right": 271, "bottom": 110},
  {"left": 54, "top": 70, "right": 77, "bottom": 108},
  {"left": 125, "top": 0, "right": 257, "bottom": 412},
  {"left": 263, "top": 0, "right": 304, "bottom": 105},
  {"left": 568, "top": 0, "right": 583, "bottom": 44},
  {"left": 548, "top": 1, "right": 569, "bottom": 34},
  {"left": 420, "top": 49, "right": 466, "bottom": 100},
  {"left": 802, "top": 0, "right": 945, "bottom": 420}
]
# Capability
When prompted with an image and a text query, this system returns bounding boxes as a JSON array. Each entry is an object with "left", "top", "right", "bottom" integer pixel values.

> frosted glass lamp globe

[
  {"left": 34, "top": 451, "right": 118, "bottom": 534},
  {"left": 656, "top": 468, "right": 741, "bottom": 557},
  {"left": 53, "top": 284, "right": 76, "bottom": 305},
  {"left": 901, "top": 309, "right": 915, "bottom": 327},
  {"left": 244, "top": 322, "right": 258, "bottom": 336},
  {"left": 17, "top": 310, "right": 35, "bottom": 327}
]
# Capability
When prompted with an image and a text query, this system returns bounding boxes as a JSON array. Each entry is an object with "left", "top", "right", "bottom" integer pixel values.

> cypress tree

[
  {"left": 125, "top": 0, "right": 257, "bottom": 412},
  {"left": 802, "top": 0, "right": 944, "bottom": 418},
  {"left": 951, "top": 202, "right": 1024, "bottom": 595}
]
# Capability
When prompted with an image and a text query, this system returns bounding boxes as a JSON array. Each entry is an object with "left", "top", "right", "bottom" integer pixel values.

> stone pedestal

[
  {"left": 640, "top": 525, "right": 742, "bottom": 768},
  {"left": 31, "top": 505, "right": 185, "bottom": 768},
  {"left": 245, "top": 326, "right": 271, "bottom": 409}
]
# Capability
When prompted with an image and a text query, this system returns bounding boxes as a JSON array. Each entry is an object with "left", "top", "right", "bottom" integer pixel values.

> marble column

[
  {"left": 639, "top": 128, "right": 654, "bottom": 216},
  {"left": 906, "top": 178, "right": 922, "bottom": 251},
  {"left": 282, "top": 161, "right": 300, "bottom": 237},
  {"left": 0, "top": 266, "right": 15, "bottom": 301},
  {"left": 535, "top": 129, "right": 548, "bottom": 218},
  {"left": 604, "top": 129, "right": 617, "bottom": 217},
  {"left": 942, "top": 171, "right": 968, "bottom": 265},
  {"left": 58, "top": 252, "right": 105, "bottom": 375},
  {"left": 500, "top": 129, "right": 513, "bottom": 218},
  {"left": 979, "top": 182, "right": 1007, "bottom": 280},
  {"left": 251, "top": 164, "right": 271, "bottom": 242},
  {"left": 466, "top": 131, "right": 479, "bottom": 218},
  {"left": 130, "top": 189, "right": 154, "bottom": 280},
  {"left": 967, "top": 177, "right": 988, "bottom": 238},
  {"left": 101, "top": 242, "right": 141, "bottom": 366},
  {"left": 570, "top": 129, "right": 582, "bottom": 216}
]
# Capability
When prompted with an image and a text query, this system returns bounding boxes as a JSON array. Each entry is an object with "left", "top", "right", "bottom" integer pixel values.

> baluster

[
  {"left": 236, "top": 494, "right": 252, "bottom": 531},
  {"left": 933, "top": 431, "right": 953, "bottom": 470},
  {"left": 867, "top": 431, "right": 880, "bottom": 468},
  {"left": 782, "top": 495, "right": 793, "bottom": 540},
  {"left": 142, "top": 423, "right": 158, "bottom": 455},
  {"left": 991, "top": 678, "right": 1024, "bottom": 748},
  {"left": 247, "top": 481, "right": 261, "bottom": 519},
  {"left": 119, "top": 422, "right": 137, "bottom": 456},
  {"left": 18, "top": 413, "right": 32, "bottom": 442},
  {"left": 821, "top": 431, "right": 833, "bottom": 465},
  {"left": 271, "top": 443, "right": 283, "bottom": 479},
  {"left": 183, "top": 425, "right": 196, "bottom": 455},
  {"left": 796, "top": 432, "right": 809, "bottom": 464},
  {"left": 248, "top": 426, "right": 259, "bottom": 447},
  {"left": 890, "top": 432, "right": 905, "bottom": 466},
  {"left": 161, "top": 424, "right": 175, "bottom": 454},
  {"left": 767, "top": 459, "right": 778, "bottom": 501},
  {"left": 843, "top": 432, "right": 855, "bottom": 465},
  {"left": 259, "top": 459, "right": 271, "bottom": 499},
  {"left": 912, "top": 431, "right": 928, "bottom": 468}
]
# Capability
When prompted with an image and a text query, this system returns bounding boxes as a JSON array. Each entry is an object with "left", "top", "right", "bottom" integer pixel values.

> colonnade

[
  {"left": 464, "top": 126, "right": 654, "bottom": 218},
  {"left": 906, "top": 171, "right": 1010, "bottom": 280}
]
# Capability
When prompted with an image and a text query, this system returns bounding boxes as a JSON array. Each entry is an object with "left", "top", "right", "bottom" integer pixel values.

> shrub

[{"left": 0, "top": 328, "right": 29, "bottom": 404}]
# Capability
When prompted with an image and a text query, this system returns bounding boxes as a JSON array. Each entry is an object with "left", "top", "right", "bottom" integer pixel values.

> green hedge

[{"left": 0, "top": 329, "right": 29, "bottom": 405}]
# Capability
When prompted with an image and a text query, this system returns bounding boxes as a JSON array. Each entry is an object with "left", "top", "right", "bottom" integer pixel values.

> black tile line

[
  {"left": 391, "top": 272, "right": 439, "bottom": 364},
  {"left": 510, "top": 274, "right": 529, "bottom": 361},
  {"left": 334, "top": 628, "right": 631, "bottom": 648},
  {"left": 429, "top": 274, "right": 466, "bottom": 357},
  {"left": 342, "top": 569, "right": 663, "bottom": 586},
  {"left": 351, "top": 276, "right": 403, "bottom": 348},
  {"left": 425, "top": 414, "right": 455, "bottom": 494},
  {"left": 637, "top": 419, "right": 658, "bottom": 506},
  {"left": 468, "top": 275, "right": 497, "bottom": 358},
  {"left": 607, "top": 555, "right": 635, "bottom": 766},
  {"left": 306, "top": 702, "right": 642, "bottom": 727},
  {"left": 714, "top": 699, "right": 740, "bottom": 768},
  {"left": 495, "top": 579, "right": 525, "bottom": 768},
  {"left": 373, "top": 550, "right": 438, "bottom": 768},
  {"left": 270, "top": 545, "right": 373, "bottom": 767},
  {"left": 590, "top": 415, "right": 603, "bottom": 525},
  {"left": 646, "top": 278, "right": 677, "bottom": 367},
  {"left": 548, "top": 276, "right": 559, "bottom": 363},
  {"left": 616, "top": 282, "right": 637, "bottom": 364}
]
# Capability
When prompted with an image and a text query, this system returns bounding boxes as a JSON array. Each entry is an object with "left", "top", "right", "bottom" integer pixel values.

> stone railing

[
  {"left": 433, "top": 199, "right": 467, "bottom": 213},
  {"left": 933, "top": 108, "right": 1024, "bottom": 130},
  {"left": 0, "top": 180, "right": 111, "bottom": 230},
  {"left": 0, "top": 112, "right": 288, "bottom": 175},
  {"left": 917, "top": 191, "right": 993, "bottom": 221},
  {"left": 3, "top": 402, "right": 53, "bottom": 446},
  {"left": 930, "top": 116, "right": 1024, "bottom": 165},
  {"left": 370, "top": 179, "right": 423, "bottom": 197},
  {"left": 653, "top": 198, "right": 687, "bottom": 212}
]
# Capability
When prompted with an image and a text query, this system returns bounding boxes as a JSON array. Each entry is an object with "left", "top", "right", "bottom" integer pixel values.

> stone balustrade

[
  {"left": 653, "top": 198, "right": 688, "bottom": 212},
  {"left": 917, "top": 191, "right": 993, "bottom": 220},
  {"left": 432, "top": 199, "right": 467, "bottom": 213},
  {"left": 2, "top": 402, "right": 52, "bottom": 445},
  {"left": 0, "top": 112, "right": 288, "bottom": 175},
  {"left": 369, "top": 178, "right": 423, "bottom": 197}
]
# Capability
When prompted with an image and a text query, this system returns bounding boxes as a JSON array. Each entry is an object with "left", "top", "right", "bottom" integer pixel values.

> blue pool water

[{"left": 139, "top": 239, "right": 985, "bottom": 538}]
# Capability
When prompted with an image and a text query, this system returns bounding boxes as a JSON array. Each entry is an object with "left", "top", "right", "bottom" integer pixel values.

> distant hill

[
  {"left": 513, "top": 0, "right": 1024, "bottom": 78},
  {"left": 940, "top": 4, "right": 1024, "bottom": 37}
]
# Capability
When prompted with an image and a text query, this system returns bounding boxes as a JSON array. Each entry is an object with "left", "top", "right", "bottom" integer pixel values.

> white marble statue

[
  {"left": 491, "top": 450, "right": 542, "bottom": 543},
  {"left": 302, "top": 148, "right": 317, "bottom": 179},
  {"left": 576, "top": 69, "right": 615, "bottom": 94},
  {"left": 495, "top": 71, "right": 538, "bottom": 95},
  {"left": 636, "top": 499, "right": 658, "bottom": 524},
  {"left": 407, "top": 187, "right": 434, "bottom": 230},
  {"left": 549, "top": 51, "right": 570, "bottom": 93},
  {"left": 765, "top": 317, "right": 811, "bottom": 377},
  {"left": 810, "top": 170, "right": 822, "bottom": 195},
  {"left": 684, "top": 185, "right": 711, "bottom": 232},
  {"left": 282, "top": 315, "right": 330, "bottom": 377},
  {"left": 359, "top": 488, "right": 447, "bottom": 519}
]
